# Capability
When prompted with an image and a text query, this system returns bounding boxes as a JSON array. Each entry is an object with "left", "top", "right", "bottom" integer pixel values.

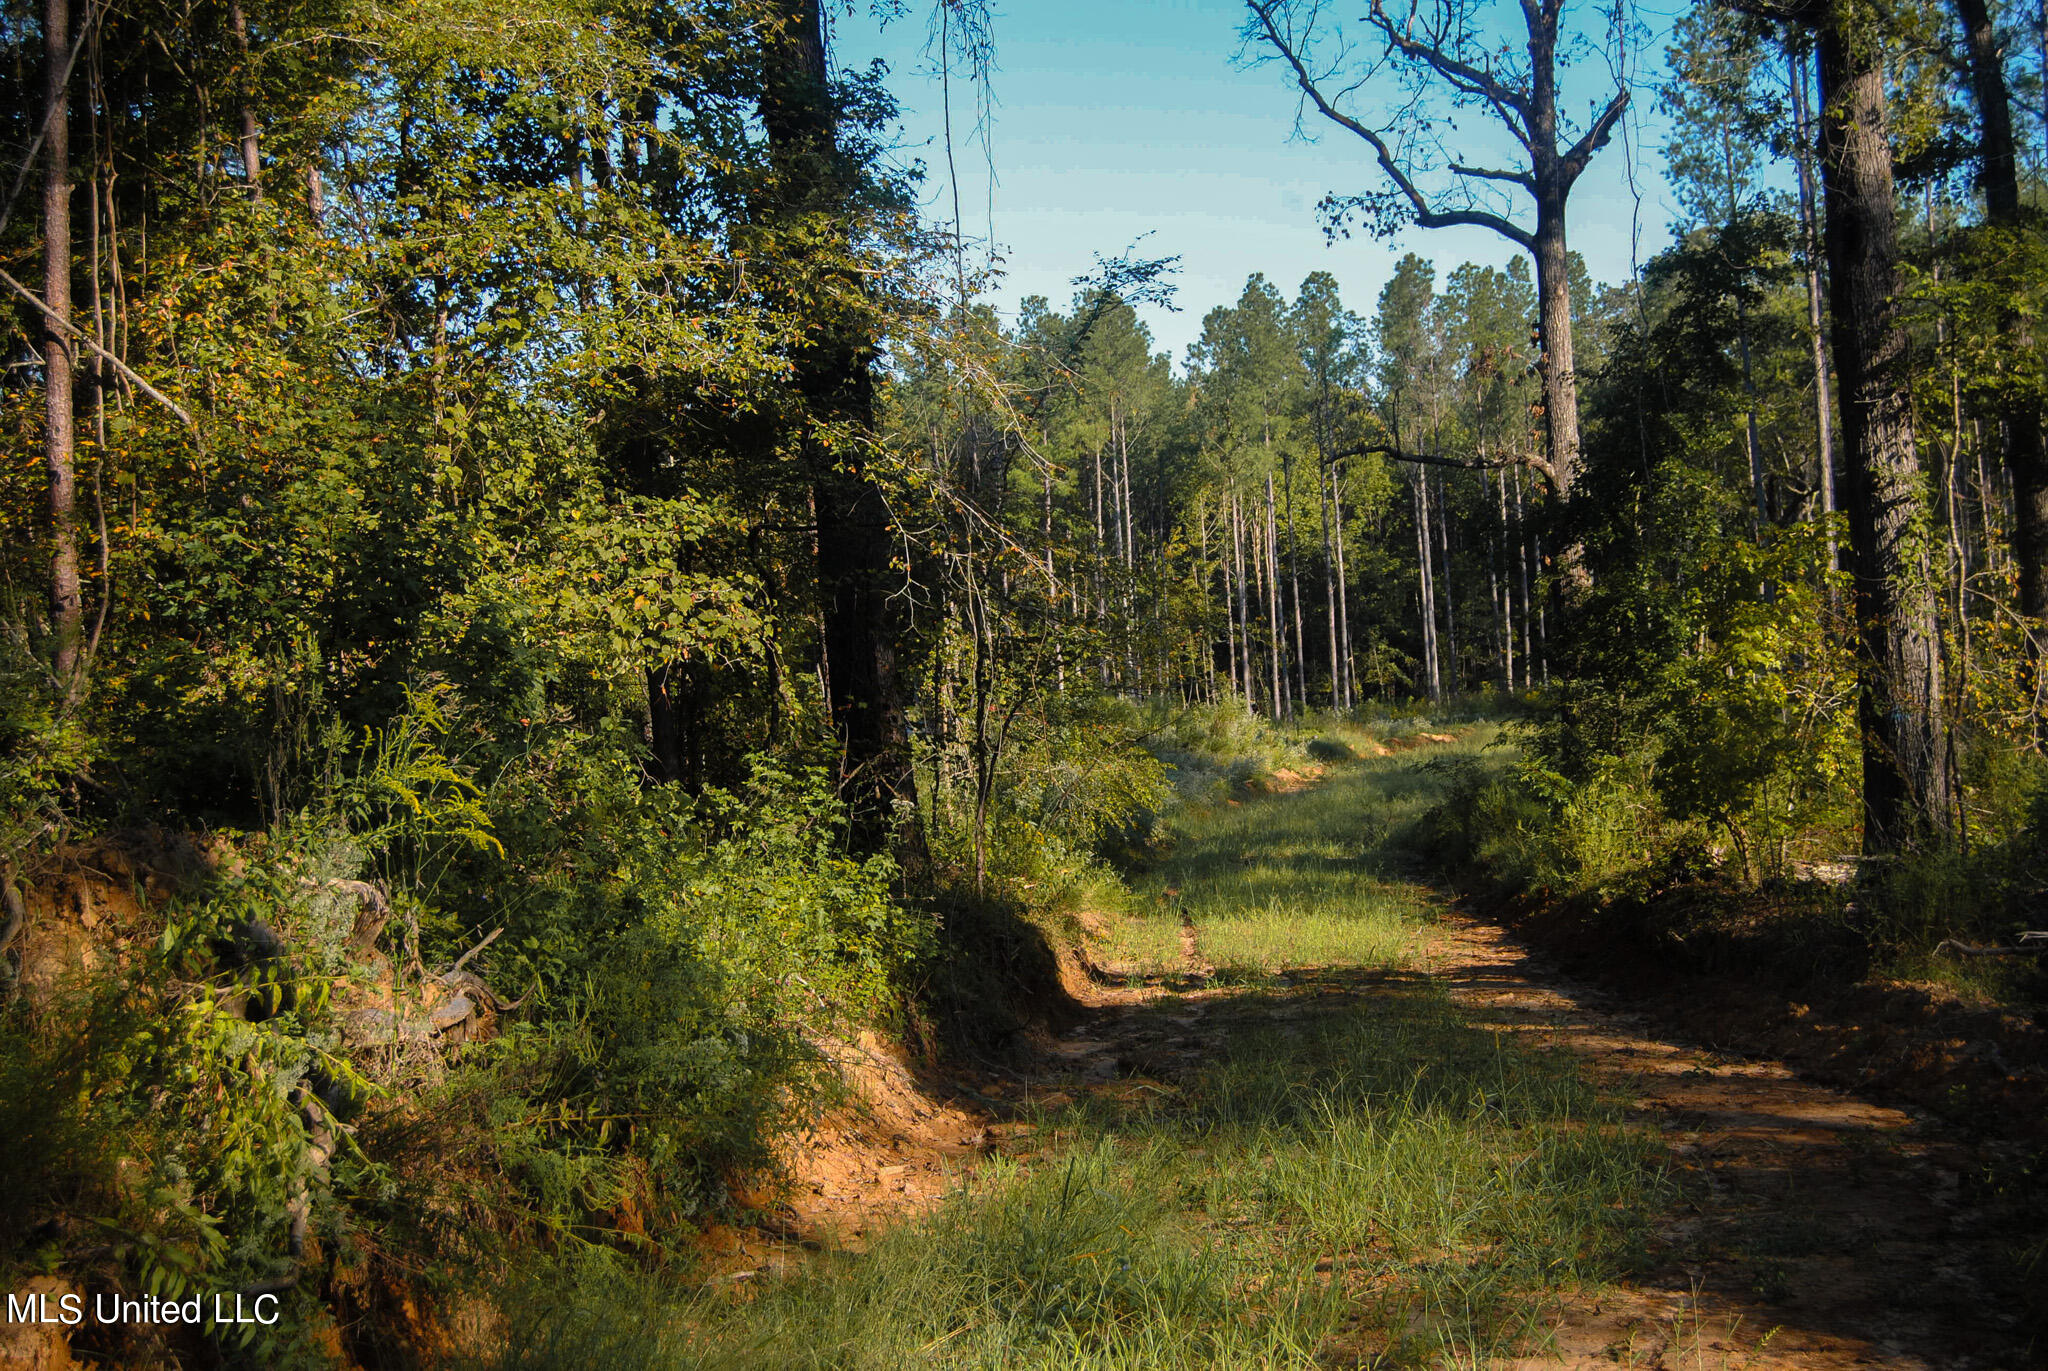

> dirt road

[
  {"left": 1422, "top": 910, "right": 2034, "bottom": 1369},
  {"left": 764, "top": 754, "right": 2041, "bottom": 1368}
]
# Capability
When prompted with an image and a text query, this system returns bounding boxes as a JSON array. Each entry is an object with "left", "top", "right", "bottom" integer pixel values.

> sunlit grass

[
  {"left": 1125, "top": 725, "right": 1502, "bottom": 978},
  {"left": 1085, "top": 904, "right": 1186, "bottom": 979},
  {"left": 1194, "top": 896, "right": 1415, "bottom": 977}
]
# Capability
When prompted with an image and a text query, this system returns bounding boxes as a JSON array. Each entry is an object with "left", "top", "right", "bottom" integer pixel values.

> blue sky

[{"left": 838, "top": 0, "right": 1687, "bottom": 365}]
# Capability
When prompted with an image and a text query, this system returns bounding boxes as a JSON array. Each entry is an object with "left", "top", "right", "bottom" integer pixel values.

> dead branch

[
  {"left": 1934, "top": 932, "right": 2048, "bottom": 957},
  {"left": 1562, "top": 89, "right": 1632, "bottom": 186},
  {"left": 1331, "top": 442, "right": 1560, "bottom": 492},
  {"left": 0, "top": 266, "right": 203, "bottom": 443},
  {"left": 1245, "top": 1, "right": 1537, "bottom": 249},
  {"left": 441, "top": 926, "right": 502, "bottom": 978}
]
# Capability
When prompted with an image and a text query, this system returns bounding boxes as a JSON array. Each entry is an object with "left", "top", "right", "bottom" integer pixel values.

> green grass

[
  {"left": 489, "top": 723, "right": 1670, "bottom": 1370},
  {"left": 1098, "top": 725, "right": 1502, "bottom": 980}
]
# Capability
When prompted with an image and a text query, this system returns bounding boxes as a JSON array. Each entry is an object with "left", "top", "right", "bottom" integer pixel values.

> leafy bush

[{"left": 1124, "top": 695, "right": 1312, "bottom": 805}]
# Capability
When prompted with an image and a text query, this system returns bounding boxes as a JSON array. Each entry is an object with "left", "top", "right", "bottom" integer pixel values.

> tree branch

[
  {"left": 1, "top": 267, "right": 203, "bottom": 444},
  {"left": 1362, "top": 0, "right": 1530, "bottom": 115},
  {"left": 1560, "top": 87, "right": 1631, "bottom": 187},
  {"left": 1247, "top": 3, "right": 1536, "bottom": 250},
  {"left": 1335, "top": 441, "right": 1559, "bottom": 491},
  {"left": 1450, "top": 161, "right": 1537, "bottom": 190}
]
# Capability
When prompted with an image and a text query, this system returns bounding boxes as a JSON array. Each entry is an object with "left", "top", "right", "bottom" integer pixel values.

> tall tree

[
  {"left": 1948, "top": 0, "right": 2048, "bottom": 643},
  {"left": 1663, "top": 5, "right": 1782, "bottom": 524},
  {"left": 1190, "top": 274, "right": 1306, "bottom": 715},
  {"left": 1743, "top": 0, "right": 1953, "bottom": 848},
  {"left": 1374, "top": 255, "right": 1446, "bottom": 697},
  {"left": 41, "top": 0, "right": 80, "bottom": 703},
  {"left": 1244, "top": 0, "right": 1631, "bottom": 515},
  {"left": 1291, "top": 271, "right": 1365, "bottom": 706},
  {"left": 755, "top": 0, "right": 926, "bottom": 867}
]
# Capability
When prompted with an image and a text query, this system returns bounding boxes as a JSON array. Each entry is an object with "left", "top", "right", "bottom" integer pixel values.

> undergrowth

[{"left": 492, "top": 725, "right": 1669, "bottom": 1369}]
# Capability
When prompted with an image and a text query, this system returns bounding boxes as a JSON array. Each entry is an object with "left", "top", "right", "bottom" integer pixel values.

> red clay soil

[
  {"left": 1503, "top": 890, "right": 2048, "bottom": 1153},
  {"left": 1421, "top": 909, "right": 2041, "bottom": 1370}
]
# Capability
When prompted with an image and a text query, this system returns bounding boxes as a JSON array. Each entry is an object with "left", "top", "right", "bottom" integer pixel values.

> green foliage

[
  {"left": 985, "top": 696, "right": 1173, "bottom": 857},
  {"left": 418, "top": 756, "right": 928, "bottom": 1240},
  {"left": 1131, "top": 695, "right": 1312, "bottom": 804},
  {"left": 1650, "top": 525, "right": 1856, "bottom": 877},
  {"left": 1475, "top": 215, "right": 1862, "bottom": 894}
]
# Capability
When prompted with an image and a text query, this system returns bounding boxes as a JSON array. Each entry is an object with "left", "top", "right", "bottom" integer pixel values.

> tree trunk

[
  {"left": 45, "top": 0, "right": 80, "bottom": 701},
  {"left": 759, "top": 0, "right": 924, "bottom": 870},
  {"left": 1433, "top": 471, "right": 1460, "bottom": 692},
  {"left": 1264, "top": 472, "right": 1285, "bottom": 717},
  {"left": 1817, "top": 11, "right": 1952, "bottom": 851},
  {"left": 1789, "top": 44, "right": 1839, "bottom": 568},
  {"left": 1513, "top": 465, "right": 1539, "bottom": 683},
  {"left": 1488, "top": 470, "right": 1513, "bottom": 689},
  {"left": 1283, "top": 449, "right": 1308, "bottom": 708},
  {"left": 1516, "top": 0, "right": 1588, "bottom": 530},
  {"left": 1414, "top": 473, "right": 1441, "bottom": 701},
  {"left": 229, "top": 0, "right": 261, "bottom": 196},
  {"left": 647, "top": 665, "right": 682, "bottom": 784},
  {"left": 1532, "top": 220, "right": 1581, "bottom": 503},
  {"left": 1320, "top": 453, "right": 1340, "bottom": 707},
  {"left": 1951, "top": 0, "right": 2048, "bottom": 651},
  {"left": 1118, "top": 407, "right": 1136, "bottom": 685},
  {"left": 1333, "top": 461, "right": 1354, "bottom": 706},
  {"left": 1232, "top": 489, "right": 1254, "bottom": 708}
]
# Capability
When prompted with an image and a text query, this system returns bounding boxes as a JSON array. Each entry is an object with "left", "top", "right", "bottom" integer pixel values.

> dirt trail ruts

[
  {"left": 744, "top": 785, "right": 2039, "bottom": 1366},
  {"left": 757, "top": 912, "right": 2036, "bottom": 1366},
  {"left": 1420, "top": 909, "right": 2035, "bottom": 1370}
]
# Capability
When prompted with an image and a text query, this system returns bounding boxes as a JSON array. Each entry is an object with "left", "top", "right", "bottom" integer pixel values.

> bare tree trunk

[
  {"left": 1789, "top": 44, "right": 1838, "bottom": 568},
  {"left": 1202, "top": 505, "right": 1227, "bottom": 697},
  {"left": 1232, "top": 489, "right": 1254, "bottom": 709},
  {"left": 1433, "top": 471, "right": 1460, "bottom": 693},
  {"left": 1333, "top": 462, "right": 1355, "bottom": 706},
  {"left": 647, "top": 665, "right": 682, "bottom": 783},
  {"left": 1488, "top": 470, "right": 1512, "bottom": 689},
  {"left": 1738, "top": 303, "right": 1768, "bottom": 524},
  {"left": 1283, "top": 450, "right": 1308, "bottom": 708},
  {"left": 1525, "top": 10, "right": 1587, "bottom": 532},
  {"left": 1414, "top": 472, "right": 1441, "bottom": 701},
  {"left": 45, "top": 0, "right": 80, "bottom": 701},
  {"left": 1092, "top": 441, "right": 1104, "bottom": 631},
  {"left": 229, "top": 0, "right": 261, "bottom": 196},
  {"left": 1264, "top": 472, "right": 1286, "bottom": 717},
  {"left": 1817, "top": 9, "right": 1952, "bottom": 851},
  {"left": 1042, "top": 455, "right": 1055, "bottom": 581},
  {"left": 1320, "top": 454, "right": 1340, "bottom": 707},
  {"left": 1119, "top": 408, "right": 1135, "bottom": 570},
  {"left": 1118, "top": 407, "right": 1136, "bottom": 685},
  {"left": 1513, "top": 465, "right": 1536, "bottom": 684}
]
